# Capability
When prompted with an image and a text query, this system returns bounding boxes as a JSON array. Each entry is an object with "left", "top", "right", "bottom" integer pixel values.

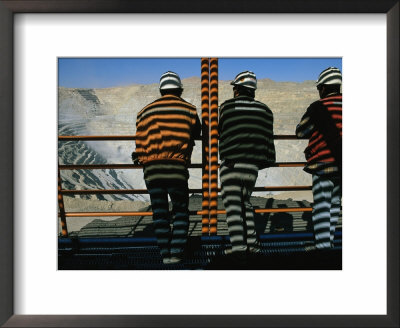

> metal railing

[{"left": 58, "top": 133, "right": 311, "bottom": 237}]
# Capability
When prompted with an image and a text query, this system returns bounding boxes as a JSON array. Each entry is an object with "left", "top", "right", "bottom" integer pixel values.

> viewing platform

[{"left": 58, "top": 195, "right": 342, "bottom": 270}]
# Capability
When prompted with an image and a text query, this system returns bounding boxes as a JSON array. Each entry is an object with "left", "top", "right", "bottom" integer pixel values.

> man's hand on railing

[{"left": 131, "top": 152, "right": 141, "bottom": 165}]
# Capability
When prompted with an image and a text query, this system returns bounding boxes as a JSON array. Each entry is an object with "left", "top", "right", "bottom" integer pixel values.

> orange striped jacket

[{"left": 135, "top": 94, "right": 201, "bottom": 165}]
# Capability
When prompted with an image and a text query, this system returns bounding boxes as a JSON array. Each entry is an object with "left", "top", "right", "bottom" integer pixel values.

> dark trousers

[
  {"left": 312, "top": 174, "right": 342, "bottom": 249},
  {"left": 220, "top": 162, "right": 259, "bottom": 252},
  {"left": 145, "top": 179, "right": 189, "bottom": 258}
]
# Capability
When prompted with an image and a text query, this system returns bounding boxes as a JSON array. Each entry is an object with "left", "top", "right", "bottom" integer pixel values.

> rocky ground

[{"left": 60, "top": 197, "right": 150, "bottom": 233}]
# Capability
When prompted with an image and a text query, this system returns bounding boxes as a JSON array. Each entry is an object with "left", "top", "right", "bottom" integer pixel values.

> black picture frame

[{"left": 1, "top": 1, "right": 398, "bottom": 327}]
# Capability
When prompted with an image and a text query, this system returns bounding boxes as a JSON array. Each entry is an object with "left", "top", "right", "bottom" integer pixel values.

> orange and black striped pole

[
  {"left": 209, "top": 58, "right": 219, "bottom": 235},
  {"left": 58, "top": 167, "right": 68, "bottom": 237},
  {"left": 201, "top": 58, "right": 210, "bottom": 235}
]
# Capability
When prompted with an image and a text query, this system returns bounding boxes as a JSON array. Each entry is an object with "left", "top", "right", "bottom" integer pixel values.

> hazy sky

[{"left": 58, "top": 58, "right": 342, "bottom": 88}]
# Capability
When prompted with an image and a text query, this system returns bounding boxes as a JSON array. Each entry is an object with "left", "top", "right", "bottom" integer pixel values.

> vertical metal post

[
  {"left": 209, "top": 58, "right": 219, "bottom": 235},
  {"left": 201, "top": 58, "right": 210, "bottom": 235},
  {"left": 58, "top": 167, "right": 68, "bottom": 237}
]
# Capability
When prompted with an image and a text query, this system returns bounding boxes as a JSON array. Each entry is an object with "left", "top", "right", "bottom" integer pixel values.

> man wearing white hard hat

[
  {"left": 296, "top": 67, "right": 342, "bottom": 250},
  {"left": 219, "top": 71, "right": 276, "bottom": 262},
  {"left": 135, "top": 71, "right": 201, "bottom": 265}
]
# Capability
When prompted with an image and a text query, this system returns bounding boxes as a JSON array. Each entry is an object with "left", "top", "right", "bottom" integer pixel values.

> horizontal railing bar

[
  {"left": 60, "top": 185, "right": 312, "bottom": 195},
  {"left": 60, "top": 207, "right": 312, "bottom": 218},
  {"left": 58, "top": 163, "right": 203, "bottom": 170},
  {"left": 275, "top": 162, "right": 305, "bottom": 167},
  {"left": 58, "top": 135, "right": 307, "bottom": 141},
  {"left": 59, "top": 135, "right": 136, "bottom": 141},
  {"left": 58, "top": 162, "right": 305, "bottom": 170},
  {"left": 58, "top": 135, "right": 202, "bottom": 141},
  {"left": 61, "top": 188, "right": 200, "bottom": 195},
  {"left": 254, "top": 185, "right": 312, "bottom": 191}
]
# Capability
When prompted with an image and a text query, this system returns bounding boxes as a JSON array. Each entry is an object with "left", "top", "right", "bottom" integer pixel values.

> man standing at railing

[
  {"left": 219, "top": 71, "right": 276, "bottom": 261},
  {"left": 135, "top": 71, "right": 201, "bottom": 265},
  {"left": 296, "top": 67, "right": 342, "bottom": 250}
]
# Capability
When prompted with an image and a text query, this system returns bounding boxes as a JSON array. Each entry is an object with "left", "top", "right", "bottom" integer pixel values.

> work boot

[{"left": 248, "top": 241, "right": 263, "bottom": 254}]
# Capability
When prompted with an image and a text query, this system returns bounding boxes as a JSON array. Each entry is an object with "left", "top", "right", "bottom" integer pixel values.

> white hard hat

[
  {"left": 231, "top": 71, "right": 257, "bottom": 90},
  {"left": 159, "top": 71, "right": 183, "bottom": 90},
  {"left": 316, "top": 67, "right": 342, "bottom": 86}
]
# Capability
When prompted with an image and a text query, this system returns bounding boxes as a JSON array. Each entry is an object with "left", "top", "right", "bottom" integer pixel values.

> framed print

[{"left": 1, "top": 1, "right": 398, "bottom": 327}]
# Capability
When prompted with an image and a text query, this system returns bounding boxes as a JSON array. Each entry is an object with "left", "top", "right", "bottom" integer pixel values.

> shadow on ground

[
  {"left": 58, "top": 235, "right": 342, "bottom": 270},
  {"left": 205, "top": 249, "right": 342, "bottom": 270},
  {"left": 59, "top": 196, "right": 342, "bottom": 270}
]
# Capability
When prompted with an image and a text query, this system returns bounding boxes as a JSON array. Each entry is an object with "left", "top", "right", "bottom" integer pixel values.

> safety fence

[
  {"left": 57, "top": 133, "right": 311, "bottom": 238},
  {"left": 58, "top": 58, "right": 312, "bottom": 238}
]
